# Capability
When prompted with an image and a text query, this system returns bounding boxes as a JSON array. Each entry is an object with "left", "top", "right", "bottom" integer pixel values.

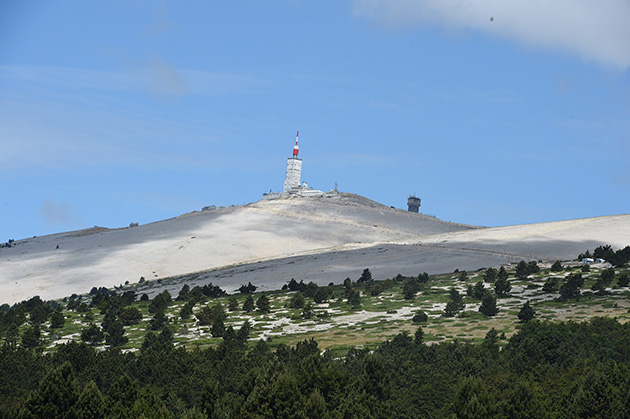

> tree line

[{"left": 3, "top": 317, "right": 630, "bottom": 417}]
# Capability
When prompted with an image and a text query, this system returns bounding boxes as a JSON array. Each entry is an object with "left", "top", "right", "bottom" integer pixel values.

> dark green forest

[
  {"left": 2, "top": 317, "right": 630, "bottom": 418},
  {"left": 2, "top": 244, "right": 630, "bottom": 418}
]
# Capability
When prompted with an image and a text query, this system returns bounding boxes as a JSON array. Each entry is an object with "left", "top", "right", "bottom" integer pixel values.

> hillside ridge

[
  {"left": 1, "top": 194, "right": 628, "bottom": 304},
  {"left": 0, "top": 194, "right": 472, "bottom": 304}
]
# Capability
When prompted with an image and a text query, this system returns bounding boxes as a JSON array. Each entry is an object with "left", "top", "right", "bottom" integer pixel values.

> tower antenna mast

[{"left": 293, "top": 131, "right": 300, "bottom": 158}]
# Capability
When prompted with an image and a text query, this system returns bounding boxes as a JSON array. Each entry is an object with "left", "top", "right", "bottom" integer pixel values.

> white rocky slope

[
  {"left": 144, "top": 214, "right": 630, "bottom": 299},
  {"left": 0, "top": 193, "right": 474, "bottom": 304},
  {"left": 1, "top": 193, "right": 628, "bottom": 304}
]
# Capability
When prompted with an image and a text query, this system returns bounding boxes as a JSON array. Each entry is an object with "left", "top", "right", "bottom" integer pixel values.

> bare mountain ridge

[
  {"left": 0, "top": 193, "right": 474, "bottom": 304},
  {"left": 148, "top": 213, "right": 630, "bottom": 299},
  {"left": 1, "top": 193, "right": 628, "bottom": 304}
]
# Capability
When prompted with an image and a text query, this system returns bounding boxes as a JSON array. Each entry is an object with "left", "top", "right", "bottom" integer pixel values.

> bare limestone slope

[
  {"left": 2, "top": 193, "right": 628, "bottom": 304},
  {"left": 0, "top": 193, "right": 475, "bottom": 304},
  {"left": 139, "top": 214, "right": 630, "bottom": 298}
]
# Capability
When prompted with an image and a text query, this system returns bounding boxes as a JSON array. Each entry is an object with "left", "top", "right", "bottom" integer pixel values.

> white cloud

[{"left": 353, "top": 0, "right": 630, "bottom": 69}]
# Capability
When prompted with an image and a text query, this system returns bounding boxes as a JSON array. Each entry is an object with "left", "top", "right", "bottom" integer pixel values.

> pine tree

[
  {"left": 228, "top": 295, "right": 239, "bottom": 311},
  {"left": 449, "top": 287, "right": 465, "bottom": 311},
  {"left": 516, "top": 261, "right": 530, "bottom": 279},
  {"left": 22, "top": 362, "right": 80, "bottom": 418},
  {"left": 211, "top": 317, "right": 225, "bottom": 337},
  {"left": 177, "top": 284, "right": 191, "bottom": 301},
  {"left": 105, "top": 321, "right": 128, "bottom": 347},
  {"left": 303, "top": 389, "right": 328, "bottom": 419},
  {"left": 289, "top": 292, "right": 306, "bottom": 309},
  {"left": 150, "top": 310, "right": 167, "bottom": 330},
  {"left": 313, "top": 287, "right": 330, "bottom": 303},
  {"left": 495, "top": 277, "right": 512, "bottom": 297},
  {"left": 484, "top": 267, "right": 497, "bottom": 283},
  {"left": 119, "top": 306, "right": 142, "bottom": 325},
  {"left": 72, "top": 381, "right": 105, "bottom": 419},
  {"left": 180, "top": 301, "right": 194, "bottom": 320},
  {"left": 412, "top": 311, "right": 428, "bottom": 323},
  {"left": 237, "top": 320, "right": 251, "bottom": 343},
  {"left": 358, "top": 268, "right": 373, "bottom": 283},
  {"left": 453, "top": 376, "right": 497, "bottom": 418},
  {"left": 527, "top": 261, "right": 540, "bottom": 275},
  {"left": 542, "top": 277, "right": 559, "bottom": 293},
  {"left": 50, "top": 310, "right": 66, "bottom": 329},
  {"left": 479, "top": 293, "right": 499, "bottom": 316},
  {"left": 559, "top": 273, "right": 584, "bottom": 301},
  {"left": 471, "top": 281, "right": 486, "bottom": 300},
  {"left": 238, "top": 282, "right": 257, "bottom": 294},
  {"left": 21, "top": 325, "right": 41, "bottom": 349},
  {"left": 148, "top": 291, "right": 171, "bottom": 313},
  {"left": 29, "top": 303, "right": 49, "bottom": 325},
  {"left": 243, "top": 295, "right": 255, "bottom": 312},
  {"left": 256, "top": 294, "right": 271, "bottom": 313},
  {"left": 348, "top": 289, "right": 361, "bottom": 309},
  {"left": 81, "top": 324, "right": 104, "bottom": 346},
  {"left": 302, "top": 302, "right": 315, "bottom": 319},
  {"left": 304, "top": 281, "right": 319, "bottom": 298},
  {"left": 402, "top": 281, "right": 417, "bottom": 300},
  {"left": 414, "top": 326, "right": 424, "bottom": 344},
  {"left": 517, "top": 301, "right": 536, "bottom": 323},
  {"left": 106, "top": 374, "right": 138, "bottom": 418},
  {"left": 600, "top": 268, "right": 615, "bottom": 285},
  {"left": 4, "top": 323, "right": 20, "bottom": 346},
  {"left": 443, "top": 301, "right": 459, "bottom": 317},
  {"left": 343, "top": 277, "right": 353, "bottom": 296},
  {"left": 101, "top": 309, "right": 117, "bottom": 332},
  {"left": 128, "top": 387, "right": 173, "bottom": 419},
  {"left": 569, "top": 373, "right": 616, "bottom": 418}
]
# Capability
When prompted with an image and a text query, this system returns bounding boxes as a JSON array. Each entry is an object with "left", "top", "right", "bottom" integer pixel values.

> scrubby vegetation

[{"left": 1, "top": 248, "right": 629, "bottom": 417}]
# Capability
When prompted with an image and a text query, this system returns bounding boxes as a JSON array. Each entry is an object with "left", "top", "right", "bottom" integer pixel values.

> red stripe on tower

[{"left": 293, "top": 131, "right": 299, "bottom": 157}]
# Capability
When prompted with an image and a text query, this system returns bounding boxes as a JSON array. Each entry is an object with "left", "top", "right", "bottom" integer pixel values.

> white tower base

[{"left": 283, "top": 158, "right": 302, "bottom": 193}]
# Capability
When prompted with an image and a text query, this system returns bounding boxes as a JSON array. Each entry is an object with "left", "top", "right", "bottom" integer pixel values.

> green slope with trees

[{"left": 1, "top": 244, "right": 629, "bottom": 417}]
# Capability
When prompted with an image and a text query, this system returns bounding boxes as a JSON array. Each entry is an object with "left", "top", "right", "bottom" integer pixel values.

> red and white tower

[
  {"left": 283, "top": 131, "right": 303, "bottom": 193},
  {"left": 293, "top": 131, "right": 299, "bottom": 157}
]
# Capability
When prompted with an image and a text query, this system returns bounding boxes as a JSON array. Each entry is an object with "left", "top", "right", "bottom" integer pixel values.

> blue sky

[{"left": 1, "top": 0, "right": 629, "bottom": 240}]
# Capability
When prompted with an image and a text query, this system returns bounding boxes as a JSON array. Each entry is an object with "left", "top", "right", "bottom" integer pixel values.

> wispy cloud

[
  {"left": 148, "top": 58, "right": 187, "bottom": 96},
  {"left": 0, "top": 65, "right": 139, "bottom": 91},
  {"left": 143, "top": 0, "right": 173, "bottom": 35},
  {"left": 353, "top": 0, "right": 630, "bottom": 69},
  {"left": 0, "top": 62, "right": 270, "bottom": 171},
  {"left": 41, "top": 199, "right": 81, "bottom": 227},
  {"left": 0, "top": 64, "right": 266, "bottom": 96}
]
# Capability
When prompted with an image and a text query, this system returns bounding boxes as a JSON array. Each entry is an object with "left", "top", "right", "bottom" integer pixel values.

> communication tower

[{"left": 283, "top": 131, "right": 302, "bottom": 193}]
